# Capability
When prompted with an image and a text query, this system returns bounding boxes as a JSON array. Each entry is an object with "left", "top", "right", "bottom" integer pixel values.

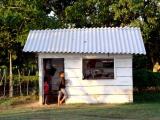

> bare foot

[{"left": 60, "top": 101, "right": 63, "bottom": 105}]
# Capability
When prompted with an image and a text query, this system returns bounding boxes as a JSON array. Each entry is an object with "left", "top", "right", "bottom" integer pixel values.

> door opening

[{"left": 43, "top": 58, "right": 64, "bottom": 104}]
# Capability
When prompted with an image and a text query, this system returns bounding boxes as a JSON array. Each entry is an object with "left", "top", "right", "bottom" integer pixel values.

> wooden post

[
  {"left": 18, "top": 69, "right": 22, "bottom": 96},
  {"left": 27, "top": 70, "right": 30, "bottom": 95},
  {"left": 3, "top": 69, "right": 6, "bottom": 96}
]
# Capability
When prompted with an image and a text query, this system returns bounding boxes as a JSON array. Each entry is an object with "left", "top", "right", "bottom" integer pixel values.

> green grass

[
  {"left": 0, "top": 103, "right": 160, "bottom": 120},
  {"left": 0, "top": 93, "right": 160, "bottom": 120}
]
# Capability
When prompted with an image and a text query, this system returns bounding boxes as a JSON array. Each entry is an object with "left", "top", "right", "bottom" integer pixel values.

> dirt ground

[{"left": 0, "top": 102, "right": 58, "bottom": 113}]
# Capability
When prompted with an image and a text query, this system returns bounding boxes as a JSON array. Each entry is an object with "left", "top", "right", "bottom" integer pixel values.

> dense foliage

[
  {"left": 0, "top": 0, "right": 61, "bottom": 67},
  {"left": 133, "top": 69, "right": 160, "bottom": 91},
  {"left": 0, "top": 0, "right": 160, "bottom": 96}
]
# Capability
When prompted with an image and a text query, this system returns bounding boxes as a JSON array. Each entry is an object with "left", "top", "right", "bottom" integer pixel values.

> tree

[
  {"left": 63, "top": 0, "right": 160, "bottom": 70},
  {"left": 43, "top": 0, "right": 76, "bottom": 22},
  {"left": 64, "top": 0, "right": 115, "bottom": 27},
  {"left": 0, "top": 0, "right": 61, "bottom": 97}
]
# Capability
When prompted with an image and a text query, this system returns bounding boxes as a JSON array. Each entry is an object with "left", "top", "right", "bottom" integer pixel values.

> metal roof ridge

[{"left": 29, "top": 26, "right": 141, "bottom": 32}]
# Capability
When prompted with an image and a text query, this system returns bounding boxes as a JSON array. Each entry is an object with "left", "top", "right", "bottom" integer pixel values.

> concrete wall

[{"left": 38, "top": 53, "right": 133, "bottom": 104}]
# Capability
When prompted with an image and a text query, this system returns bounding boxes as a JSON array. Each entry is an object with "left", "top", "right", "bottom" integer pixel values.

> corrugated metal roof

[{"left": 23, "top": 27, "right": 146, "bottom": 54}]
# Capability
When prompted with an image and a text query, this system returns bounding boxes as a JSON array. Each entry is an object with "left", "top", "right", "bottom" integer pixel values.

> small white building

[{"left": 23, "top": 27, "right": 146, "bottom": 104}]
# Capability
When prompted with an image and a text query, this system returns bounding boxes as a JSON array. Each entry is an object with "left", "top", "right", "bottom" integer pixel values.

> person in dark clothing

[
  {"left": 58, "top": 71, "right": 68, "bottom": 106},
  {"left": 43, "top": 77, "right": 49, "bottom": 105}
]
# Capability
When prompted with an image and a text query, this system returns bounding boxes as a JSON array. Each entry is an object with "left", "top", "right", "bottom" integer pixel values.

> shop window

[{"left": 83, "top": 59, "right": 114, "bottom": 79}]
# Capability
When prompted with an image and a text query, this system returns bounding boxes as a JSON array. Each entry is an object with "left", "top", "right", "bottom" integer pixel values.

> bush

[
  {"left": 134, "top": 92, "right": 160, "bottom": 103},
  {"left": 12, "top": 75, "right": 39, "bottom": 96},
  {"left": 133, "top": 69, "right": 160, "bottom": 91}
]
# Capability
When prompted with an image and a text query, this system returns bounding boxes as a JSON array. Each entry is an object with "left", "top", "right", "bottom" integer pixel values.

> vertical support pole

[
  {"left": 38, "top": 55, "right": 43, "bottom": 104},
  {"left": 130, "top": 57, "right": 133, "bottom": 102}
]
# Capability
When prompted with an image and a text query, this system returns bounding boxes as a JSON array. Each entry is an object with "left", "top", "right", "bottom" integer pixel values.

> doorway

[{"left": 43, "top": 58, "right": 64, "bottom": 104}]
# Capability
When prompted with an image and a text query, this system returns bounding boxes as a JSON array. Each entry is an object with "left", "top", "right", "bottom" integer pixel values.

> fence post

[
  {"left": 18, "top": 69, "right": 22, "bottom": 96},
  {"left": 27, "top": 70, "right": 30, "bottom": 96},
  {"left": 3, "top": 69, "right": 6, "bottom": 97}
]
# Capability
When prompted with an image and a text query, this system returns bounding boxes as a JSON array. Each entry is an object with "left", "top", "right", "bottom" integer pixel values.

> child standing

[
  {"left": 43, "top": 77, "right": 49, "bottom": 105},
  {"left": 58, "top": 71, "right": 68, "bottom": 106}
]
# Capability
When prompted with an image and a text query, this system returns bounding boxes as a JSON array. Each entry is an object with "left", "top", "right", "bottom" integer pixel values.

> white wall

[
  {"left": 39, "top": 53, "right": 133, "bottom": 104},
  {"left": 38, "top": 56, "right": 43, "bottom": 104}
]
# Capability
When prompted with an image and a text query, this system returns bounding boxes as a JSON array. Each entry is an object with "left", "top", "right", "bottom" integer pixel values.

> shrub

[
  {"left": 133, "top": 69, "right": 160, "bottom": 91},
  {"left": 134, "top": 92, "right": 160, "bottom": 103}
]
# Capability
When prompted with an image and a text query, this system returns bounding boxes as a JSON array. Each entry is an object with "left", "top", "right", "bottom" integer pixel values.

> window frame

[{"left": 82, "top": 58, "right": 115, "bottom": 80}]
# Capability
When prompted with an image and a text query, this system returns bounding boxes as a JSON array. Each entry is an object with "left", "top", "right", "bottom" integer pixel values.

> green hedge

[
  {"left": 133, "top": 69, "right": 160, "bottom": 91},
  {"left": 134, "top": 92, "right": 160, "bottom": 103}
]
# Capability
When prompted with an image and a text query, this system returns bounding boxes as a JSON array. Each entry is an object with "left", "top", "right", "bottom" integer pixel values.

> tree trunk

[{"left": 9, "top": 51, "right": 13, "bottom": 97}]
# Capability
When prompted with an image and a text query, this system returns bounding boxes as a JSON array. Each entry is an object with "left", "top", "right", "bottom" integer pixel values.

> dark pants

[{"left": 43, "top": 94, "right": 48, "bottom": 105}]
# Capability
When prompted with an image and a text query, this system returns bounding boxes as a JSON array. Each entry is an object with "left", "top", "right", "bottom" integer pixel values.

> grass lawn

[{"left": 0, "top": 103, "right": 160, "bottom": 120}]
